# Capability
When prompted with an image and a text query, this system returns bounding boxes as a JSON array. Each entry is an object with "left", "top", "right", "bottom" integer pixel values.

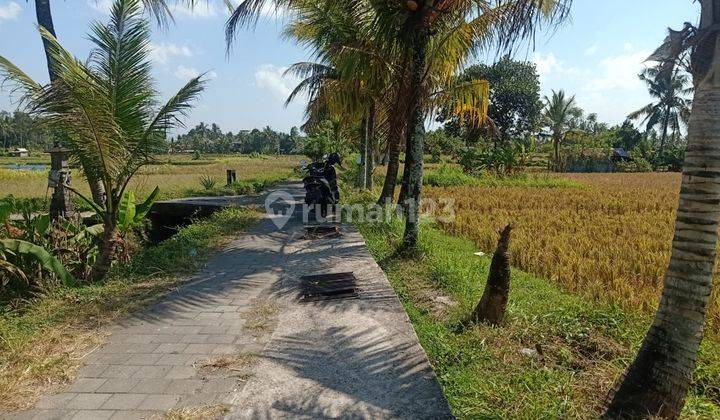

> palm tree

[
  {"left": 542, "top": 89, "right": 581, "bottom": 172},
  {"left": 1, "top": 0, "right": 206, "bottom": 280},
  {"left": 628, "top": 65, "right": 692, "bottom": 157},
  {"left": 0, "top": 112, "right": 12, "bottom": 151},
  {"left": 29, "top": 0, "right": 184, "bottom": 207},
  {"left": 604, "top": 7, "right": 720, "bottom": 418},
  {"left": 227, "top": 0, "right": 571, "bottom": 248}
]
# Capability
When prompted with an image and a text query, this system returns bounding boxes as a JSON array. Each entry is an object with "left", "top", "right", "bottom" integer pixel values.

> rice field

[
  {"left": 424, "top": 172, "right": 720, "bottom": 335},
  {"left": 0, "top": 154, "right": 300, "bottom": 200}
]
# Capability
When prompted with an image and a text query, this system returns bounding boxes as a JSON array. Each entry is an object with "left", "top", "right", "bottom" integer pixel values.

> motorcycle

[{"left": 301, "top": 154, "right": 342, "bottom": 218}]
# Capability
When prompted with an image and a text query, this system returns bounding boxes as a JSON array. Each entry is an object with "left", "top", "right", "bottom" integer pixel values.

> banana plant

[
  {"left": 0, "top": 239, "right": 76, "bottom": 287},
  {"left": 119, "top": 187, "right": 161, "bottom": 233},
  {"left": 80, "top": 186, "right": 161, "bottom": 235}
]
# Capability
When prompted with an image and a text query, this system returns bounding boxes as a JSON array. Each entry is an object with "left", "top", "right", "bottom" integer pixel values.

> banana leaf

[
  {"left": 118, "top": 191, "right": 137, "bottom": 232},
  {"left": 135, "top": 186, "right": 160, "bottom": 221},
  {"left": 0, "top": 239, "right": 76, "bottom": 286},
  {"left": 0, "top": 201, "right": 11, "bottom": 224}
]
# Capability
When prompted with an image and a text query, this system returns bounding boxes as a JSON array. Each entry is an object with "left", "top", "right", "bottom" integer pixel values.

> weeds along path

[{"left": 6, "top": 183, "right": 450, "bottom": 420}]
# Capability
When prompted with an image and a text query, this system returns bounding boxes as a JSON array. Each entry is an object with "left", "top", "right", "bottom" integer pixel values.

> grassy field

[
  {"left": 358, "top": 218, "right": 720, "bottom": 419},
  {"left": 0, "top": 154, "right": 300, "bottom": 200},
  {"left": 421, "top": 172, "right": 720, "bottom": 335}
]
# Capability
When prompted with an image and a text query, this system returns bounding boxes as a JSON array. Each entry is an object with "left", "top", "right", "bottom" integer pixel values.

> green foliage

[
  {"left": 616, "top": 155, "right": 653, "bottom": 173},
  {"left": 423, "top": 165, "right": 582, "bottom": 188},
  {"left": 442, "top": 57, "right": 542, "bottom": 142},
  {"left": 0, "top": 110, "right": 56, "bottom": 151},
  {"left": 425, "top": 130, "right": 464, "bottom": 163},
  {"left": 457, "top": 145, "right": 525, "bottom": 176},
  {"left": 424, "top": 165, "right": 478, "bottom": 187},
  {"left": 0, "top": 0, "right": 207, "bottom": 280},
  {"left": 302, "top": 120, "right": 350, "bottom": 161},
  {"left": 356, "top": 218, "right": 720, "bottom": 418},
  {"left": 185, "top": 174, "right": 287, "bottom": 198},
  {"left": 174, "top": 122, "right": 304, "bottom": 155},
  {"left": 199, "top": 175, "right": 217, "bottom": 191},
  {"left": 117, "top": 187, "right": 160, "bottom": 233},
  {"left": 0, "top": 239, "right": 75, "bottom": 288},
  {"left": 628, "top": 65, "right": 692, "bottom": 152}
]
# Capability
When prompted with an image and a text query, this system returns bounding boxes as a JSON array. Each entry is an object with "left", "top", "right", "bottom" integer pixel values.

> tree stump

[{"left": 470, "top": 224, "right": 513, "bottom": 326}]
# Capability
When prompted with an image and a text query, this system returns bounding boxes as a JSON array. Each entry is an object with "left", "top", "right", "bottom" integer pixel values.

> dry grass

[
  {"left": 200, "top": 353, "right": 257, "bottom": 380},
  {"left": 424, "top": 172, "right": 720, "bottom": 335},
  {"left": 161, "top": 404, "right": 230, "bottom": 420},
  {"left": 242, "top": 298, "right": 280, "bottom": 335},
  {"left": 0, "top": 154, "right": 300, "bottom": 199}
]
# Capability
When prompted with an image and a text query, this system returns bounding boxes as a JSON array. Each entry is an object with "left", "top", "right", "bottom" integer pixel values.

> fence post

[{"left": 226, "top": 169, "right": 237, "bottom": 186}]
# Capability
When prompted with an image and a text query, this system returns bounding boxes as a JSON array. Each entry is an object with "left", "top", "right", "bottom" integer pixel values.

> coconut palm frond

[
  {"left": 35, "top": 26, "right": 124, "bottom": 188},
  {"left": 430, "top": 79, "right": 490, "bottom": 128},
  {"left": 0, "top": 55, "right": 44, "bottom": 105},
  {"left": 146, "top": 75, "right": 206, "bottom": 139}
]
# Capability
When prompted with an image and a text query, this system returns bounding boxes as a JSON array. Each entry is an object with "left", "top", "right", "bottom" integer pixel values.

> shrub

[
  {"left": 199, "top": 175, "right": 217, "bottom": 190},
  {"left": 458, "top": 145, "right": 524, "bottom": 176},
  {"left": 424, "top": 165, "right": 479, "bottom": 187},
  {"left": 616, "top": 157, "right": 653, "bottom": 173}
]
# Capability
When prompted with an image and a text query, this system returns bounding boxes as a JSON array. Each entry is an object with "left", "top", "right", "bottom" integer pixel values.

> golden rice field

[
  {"left": 425, "top": 172, "right": 720, "bottom": 335},
  {"left": 0, "top": 154, "right": 300, "bottom": 199}
]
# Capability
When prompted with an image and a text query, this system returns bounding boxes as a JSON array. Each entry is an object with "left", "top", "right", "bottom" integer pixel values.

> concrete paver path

[{"left": 7, "top": 184, "right": 451, "bottom": 420}]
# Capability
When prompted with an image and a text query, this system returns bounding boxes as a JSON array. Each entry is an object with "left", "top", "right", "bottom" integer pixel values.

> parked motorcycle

[{"left": 301, "top": 153, "right": 342, "bottom": 218}]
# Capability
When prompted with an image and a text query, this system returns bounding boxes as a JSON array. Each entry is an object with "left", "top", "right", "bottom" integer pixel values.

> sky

[{"left": 0, "top": 1, "right": 700, "bottom": 134}]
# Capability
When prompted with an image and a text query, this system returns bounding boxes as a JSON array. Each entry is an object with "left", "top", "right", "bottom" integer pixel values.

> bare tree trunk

[
  {"left": 605, "top": 3, "right": 720, "bottom": 417},
  {"left": 35, "top": 0, "right": 107, "bottom": 210},
  {"left": 470, "top": 225, "right": 512, "bottom": 325},
  {"left": 659, "top": 106, "right": 671, "bottom": 157},
  {"left": 378, "top": 58, "right": 410, "bottom": 206},
  {"left": 553, "top": 134, "right": 561, "bottom": 172},
  {"left": 402, "top": 28, "right": 428, "bottom": 249},
  {"left": 90, "top": 220, "right": 118, "bottom": 281},
  {"left": 34, "top": 0, "right": 57, "bottom": 82},
  {"left": 358, "top": 116, "right": 368, "bottom": 189},
  {"left": 365, "top": 101, "right": 376, "bottom": 190},
  {"left": 379, "top": 133, "right": 402, "bottom": 205}
]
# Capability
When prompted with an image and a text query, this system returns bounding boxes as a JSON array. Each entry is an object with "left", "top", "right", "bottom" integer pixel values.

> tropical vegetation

[
  {"left": 1, "top": 0, "right": 719, "bottom": 418},
  {"left": 0, "top": 0, "right": 206, "bottom": 280}
]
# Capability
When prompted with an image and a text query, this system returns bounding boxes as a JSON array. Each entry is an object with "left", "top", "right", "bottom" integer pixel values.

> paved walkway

[{"left": 7, "top": 184, "right": 451, "bottom": 420}]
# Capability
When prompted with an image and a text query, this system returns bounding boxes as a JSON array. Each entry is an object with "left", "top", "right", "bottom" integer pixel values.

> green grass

[
  {"left": 357, "top": 217, "right": 720, "bottom": 419},
  {"left": 423, "top": 165, "right": 583, "bottom": 188},
  {"left": 0, "top": 207, "right": 260, "bottom": 410},
  {"left": 182, "top": 173, "right": 292, "bottom": 198}
]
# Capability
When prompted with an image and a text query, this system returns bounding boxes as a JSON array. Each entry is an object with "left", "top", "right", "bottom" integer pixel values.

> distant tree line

[
  {"left": 171, "top": 122, "right": 305, "bottom": 155},
  {"left": 0, "top": 110, "right": 54, "bottom": 151},
  {"left": 434, "top": 57, "right": 689, "bottom": 173}
]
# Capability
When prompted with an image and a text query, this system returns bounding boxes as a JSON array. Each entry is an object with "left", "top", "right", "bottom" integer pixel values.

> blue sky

[{"left": 0, "top": 1, "right": 700, "bottom": 134}]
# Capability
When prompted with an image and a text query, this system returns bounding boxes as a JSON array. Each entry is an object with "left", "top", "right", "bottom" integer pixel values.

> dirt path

[{"left": 6, "top": 184, "right": 451, "bottom": 420}]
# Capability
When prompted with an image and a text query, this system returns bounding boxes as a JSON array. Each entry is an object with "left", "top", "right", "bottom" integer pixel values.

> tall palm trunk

[
  {"left": 358, "top": 115, "right": 368, "bottom": 189},
  {"left": 365, "top": 101, "right": 376, "bottom": 189},
  {"left": 605, "top": 2, "right": 720, "bottom": 417},
  {"left": 91, "top": 218, "right": 118, "bottom": 281},
  {"left": 659, "top": 104, "right": 671, "bottom": 156},
  {"left": 402, "top": 28, "right": 428, "bottom": 249},
  {"left": 35, "top": 0, "right": 57, "bottom": 82},
  {"left": 378, "top": 56, "right": 410, "bottom": 205},
  {"left": 35, "top": 0, "right": 107, "bottom": 209},
  {"left": 553, "top": 133, "right": 561, "bottom": 172},
  {"left": 379, "top": 131, "right": 402, "bottom": 204}
]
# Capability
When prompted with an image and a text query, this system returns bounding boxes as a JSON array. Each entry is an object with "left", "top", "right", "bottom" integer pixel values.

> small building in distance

[{"left": 9, "top": 147, "right": 29, "bottom": 157}]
